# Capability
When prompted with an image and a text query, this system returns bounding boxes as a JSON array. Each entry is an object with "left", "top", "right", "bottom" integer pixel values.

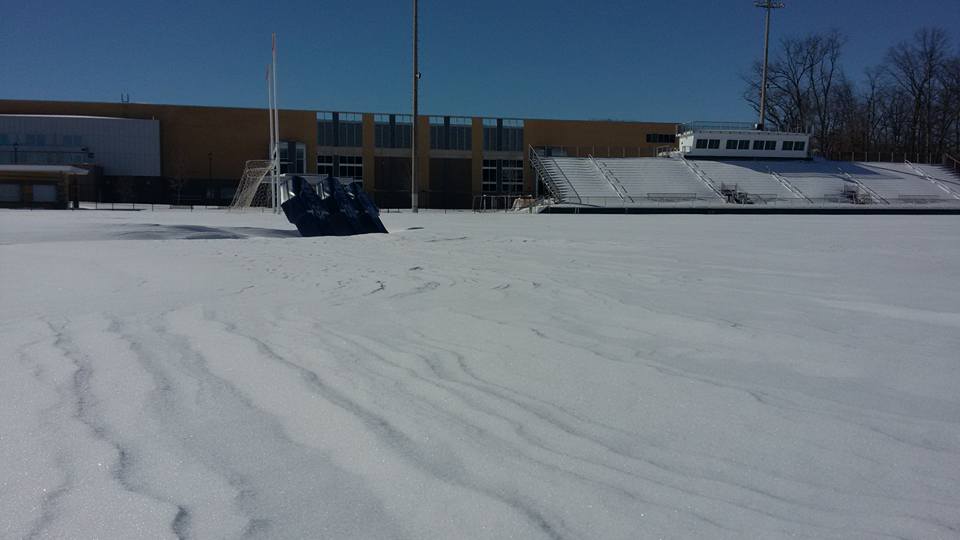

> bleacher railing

[
  {"left": 588, "top": 155, "right": 631, "bottom": 202},
  {"left": 676, "top": 155, "right": 725, "bottom": 200},
  {"left": 904, "top": 160, "right": 960, "bottom": 200},
  {"left": 837, "top": 167, "right": 889, "bottom": 205},
  {"left": 767, "top": 168, "right": 812, "bottom": 203},
  {"left": 529, "top": 145, "right": 581, "bottom": 204}
]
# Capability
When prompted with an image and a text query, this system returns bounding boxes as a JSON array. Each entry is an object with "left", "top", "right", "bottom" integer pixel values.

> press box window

[
  {"left": 764, "top": 140, "right": 776, "bottom": 150},
  {"left": 794, "top": 141, "right": 805, "bottom": 151},
  {"left": 707, "top": 139, "right": 720, "bottom": 149},
  {"left": 737, "top": 140, "right": 750, "bottom": 150},
  {"left": 725, "top": 140, "right": 738, "bottom": 150},
  {"left": 696, "top": 139, "right": 709, "bottom": 149},
  {"left": 783, "top": 141, "right": 794, "bottom": 151}
]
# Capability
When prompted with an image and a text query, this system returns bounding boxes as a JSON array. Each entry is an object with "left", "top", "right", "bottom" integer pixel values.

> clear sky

[{"left": 3, "top": 1, "right": 958, "bottom": 122}]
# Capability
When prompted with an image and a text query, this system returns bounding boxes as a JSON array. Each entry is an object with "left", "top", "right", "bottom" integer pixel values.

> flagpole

[{"left": 271, "top": 33, "right": 281, "bottom": 213}]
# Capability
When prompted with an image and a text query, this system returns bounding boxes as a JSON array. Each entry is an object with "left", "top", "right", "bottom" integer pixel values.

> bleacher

[
  {"left": 530, "top": 149, "right": 960, "bottom": 208},
  {"left": 694, "top": 161, "right": 799, "bottom": 202},
  {"left": 763, "top": 160, "right": 855, "bottom": 202},
  {"left": 542, "top": 157, "right": 618, "bottom": 202},
  {"left": 594, "top": 158, "right": 718, "bottom": 201},
  {"left": 916, "top": 164, "right": 960, "bottom": 193},
  {"left": 842, "top": 162, "right": 957, "bottom": 203}
]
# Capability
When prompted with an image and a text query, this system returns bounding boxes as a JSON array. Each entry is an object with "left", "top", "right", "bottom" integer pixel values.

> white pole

[
  {"left": 267, "top": 63, "right": 275, "bottom": 210},
  {"left": 272, "top": 33, "right": 281, "bottom": 213}
]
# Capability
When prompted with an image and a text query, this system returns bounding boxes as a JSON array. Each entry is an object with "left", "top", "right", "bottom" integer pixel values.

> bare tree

[
  {"left": 168, "top": 146, "right": 190, "bottom": 204},
  {"left": 743, "top": 26, "right": 960, "bottom": 161},
  {"left": 885, "top": 28, "right": 950, "bottom": 155}
]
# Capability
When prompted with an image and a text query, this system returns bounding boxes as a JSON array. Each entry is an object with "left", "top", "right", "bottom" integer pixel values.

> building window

[
  {"left": 707, "top": 139, "right": 720, "bottom": 149},
  {"left": 737, "top": 139, "right": 750, "bottom": 150},
  {"left": 32, "top": 184, "right": 57, "bottom": 202},
  {"left": 295, "top": 144, "right": 306, "bottom": 174},
  {"left": 317, "top": 112, "right": 363, "bottom": 147},
  {"left": 794, "top": 141, "right": 805, "bottom": 151},
  {"left": 482, "top": 159, "right": 497, "bottom": 192},
  {"left": 765, "top": 140, "right": 776, "bottom": 151},
  {"left": 482, "top": 159, "right": 523, "bottom": 193},
  {"left": 430, "top": 116, "right": 472, "bottom": 150},
  {"left": 317, "top": 155, "right": 334, "bottom": 176},
  {"left": 753, "top": 140, "right": 765, "bottom": 150},
  {"left": 696, "top": 139, "right": 709, "bottom": 149},
  {"left": 483, "top": 118, "right": 523, "bottom": 152},
  {"left": 374, "top": 114, "right": 412, "bottom": 148},
  {"left": 25, "top": 134, "right": 46, "bottom": 146},
  {"left": 783, "top": 141, "right": 794, "bottom": 151},
  {"left": 61, "top": 134, "right": 82, "bottom": 146},
  {"left": 501, "top": 159, "right": 523, "bottom": 193},
  {"left": 646, "top": 133, "right": 674, "bottom": 143},
  {"left": 725, "top": 139, "right": 737, "bottom": 150},
  {"left": 279, "top": 144, "right": 290, "bottom": 174},
  {"left": 0, "top": 183, "right": 19, "bottom": 202},
  {"left": 338, "top": 155, "right": 363, "bottom": 181}
]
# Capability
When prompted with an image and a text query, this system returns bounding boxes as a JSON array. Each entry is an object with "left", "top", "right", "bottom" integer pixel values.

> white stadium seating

[{"left": 531, "top": 151, "right": 960, "bottom": 207}]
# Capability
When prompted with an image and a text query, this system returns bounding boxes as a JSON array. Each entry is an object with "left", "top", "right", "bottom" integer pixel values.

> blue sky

[{"left": 3, "top": 1, "right": 958, "bottom": 122}]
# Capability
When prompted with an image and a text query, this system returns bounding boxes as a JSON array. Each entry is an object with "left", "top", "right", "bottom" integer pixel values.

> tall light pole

[
  {"left": 411, "top": 0, "right": 420, "bottom": 212},
  {"left": 755, "top": 1, "right": 784, "bottom": 131}
]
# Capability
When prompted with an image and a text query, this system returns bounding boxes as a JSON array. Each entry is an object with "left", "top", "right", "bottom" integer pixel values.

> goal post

[{"left": 228, "top": 160, "right": 275, "bottom": 210}]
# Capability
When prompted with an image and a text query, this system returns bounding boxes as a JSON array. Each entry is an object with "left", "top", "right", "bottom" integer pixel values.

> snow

[{"left": 1, "top": 208, "right": 959, "bottom": 539}]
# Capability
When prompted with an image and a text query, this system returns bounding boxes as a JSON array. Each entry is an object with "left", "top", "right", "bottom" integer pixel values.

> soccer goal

[{"left": 228, "top": 160, "right": 275, "bottom": 210}]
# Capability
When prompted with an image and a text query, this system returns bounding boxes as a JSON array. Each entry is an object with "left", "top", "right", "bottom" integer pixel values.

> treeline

[{"left": 744, "top": 28, "right": 960, "bottom": 160}]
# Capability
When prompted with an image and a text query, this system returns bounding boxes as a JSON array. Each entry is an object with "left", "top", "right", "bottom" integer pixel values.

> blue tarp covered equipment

[{"left": 281, "top": 176, "right": 388, "bottom": 236}]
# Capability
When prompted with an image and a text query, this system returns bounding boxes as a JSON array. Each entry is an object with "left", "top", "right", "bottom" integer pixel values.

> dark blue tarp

[{"left": 281, "top": 176, "right": 388, "bottom": 237}]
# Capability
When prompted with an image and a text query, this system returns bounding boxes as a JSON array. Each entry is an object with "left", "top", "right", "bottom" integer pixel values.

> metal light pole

[
  {"left": 755, "top": 1, "right": 783, "bottom": 131},
  {"left": 411, "top": 0, "right": 420, "bottom": 212}
]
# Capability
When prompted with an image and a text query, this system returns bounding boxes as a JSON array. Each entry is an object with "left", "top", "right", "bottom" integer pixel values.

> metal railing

[
  {"left": 836, "top": 167, "right": 889, "bottom": 205},
  {"left": 767, "top": 168, "right": 812, "bottom": 203},
  {"left": 944, "top": 153, "right": 960, "bottom": 175},
  {"left": 904, "top": 160, "right": 960, "bottom": 200},
  {"left": 677, "top": 155, "right": 725, "bottom": 200},
  {"left": 529, "top": 145, "right": 581, "bottom": 204},
  {"left": 587, "top": 155, "right": 631, "bottom": 202},
  {"left": 677, "top": 121, "right": 807, "bottom": 134}
]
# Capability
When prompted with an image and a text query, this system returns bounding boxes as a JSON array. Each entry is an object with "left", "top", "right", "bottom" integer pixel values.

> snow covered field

[{"left": 1, "top": 209, "right": 959, "bottom": 539}]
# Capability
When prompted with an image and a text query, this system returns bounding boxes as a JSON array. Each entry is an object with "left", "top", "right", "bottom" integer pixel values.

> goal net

[{"left": 229, "top": 160, "right": 275, "bottom": 210}]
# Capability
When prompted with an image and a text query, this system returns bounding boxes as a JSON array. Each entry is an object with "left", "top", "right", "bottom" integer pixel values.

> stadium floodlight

[{"left": 754, "top": 1, "right": 784, "bottom": 131}]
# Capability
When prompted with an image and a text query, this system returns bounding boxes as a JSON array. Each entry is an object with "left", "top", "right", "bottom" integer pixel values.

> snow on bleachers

[
  {"left": 767, "top": 160, "right": 854, "bottom": 201},
  {"left": 845, "top": 163, "right": 957, "bottom": 202},
  {"left": 538, "top": 156, "right": 960, "bottom": 206},
  {"left": 544, "top": 157, "right": 619, "bottom": 202},
  {"left": 694, "top": 161, "right": 799, "bottom": 201},
  {"left": 595, "top": 158, "right": 718, "bottom": 200},
  {"left": 916, "top": 164, "right": 960, "bottom": 196}
]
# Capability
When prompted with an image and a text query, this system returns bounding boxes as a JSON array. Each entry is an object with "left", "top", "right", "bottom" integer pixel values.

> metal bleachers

[
  {"left": 695, "top": 160, "right": 800, "bottom": 202},
  {"left": 594, "top": 158, "right": 719, "bottom": 201},
  {"left": 848, "top": 162, "right": 960, "bottom": 203},
  {"left": 915, "top": 164, "right": 960, "bottom": 193},
  {"left": 765, "top": 160, "right": 856, "bottom": 202},
  {"left": 530, "top": 146, "right": 960, "bottom": 208},
  {"left": 547, "top": 157, "right": 619, "bottom": 201}
]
